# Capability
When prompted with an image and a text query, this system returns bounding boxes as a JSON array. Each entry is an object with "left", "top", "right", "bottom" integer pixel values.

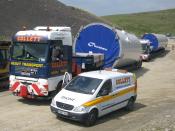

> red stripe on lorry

[
  {"left": 31, "top": 84, "right": 44, "bottom": 96},
  {"left": 10, "top": 82, "right": 20, "bottom": 91},
  {"left": 19, "top": 85, "right": 28, "bottom": 97}
]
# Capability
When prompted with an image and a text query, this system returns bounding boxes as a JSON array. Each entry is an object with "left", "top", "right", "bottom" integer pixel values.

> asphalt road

[{"left": 0, "top": 48, "right": 175, "bottom": 131}]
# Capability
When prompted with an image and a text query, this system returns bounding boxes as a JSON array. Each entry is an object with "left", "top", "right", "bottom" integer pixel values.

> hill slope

[
  {"left": 0, "top": 0, "right": 107, "bottom": 40},
  {"left": 103, "top": 9, "right": 175, "bottom": 36}
]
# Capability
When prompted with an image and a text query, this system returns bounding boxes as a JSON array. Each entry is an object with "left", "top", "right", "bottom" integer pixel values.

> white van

[{"left": 50, "top": 69, "right": 137, "bottom": 126}]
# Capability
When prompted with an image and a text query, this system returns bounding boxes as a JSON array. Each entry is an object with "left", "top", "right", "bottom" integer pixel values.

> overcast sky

[{"left": 59, "top": 0, "right": 175, "bottom": 16}]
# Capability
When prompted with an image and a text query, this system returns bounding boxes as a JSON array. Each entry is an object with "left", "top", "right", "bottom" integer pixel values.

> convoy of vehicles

[
  {"left": 0, "top": 41, "right": 10, "bottom": 88},
  {"left": 141, "top": 33, "right": 168, "bottom": 61},
  {"left": 51, "top": 69, "right": 137, "bottom": 126},
  {"left": 9, "top": 24, "right": 143, "bottom": 99},
  {"left": 2, "top": 23, "right": 168, "bottom": 126}
]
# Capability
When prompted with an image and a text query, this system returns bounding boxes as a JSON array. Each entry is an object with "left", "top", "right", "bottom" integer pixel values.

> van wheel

[
  {"left": 84, "top": 110, "right": 98, "bottom": 127},
  {"left": 125, "top": 97, "right": 135, "bottom": 111}
]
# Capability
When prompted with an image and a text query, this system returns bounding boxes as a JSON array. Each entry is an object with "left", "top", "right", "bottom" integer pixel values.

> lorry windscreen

[
  {"left": 12, "top": 42, "right": 48, "bottom": 62},
  {"left": 65, "top": 76, "right": 102, "bottom": 94},
  {"left": 142, "top": 44, "right": 150, "bottom": 54}
]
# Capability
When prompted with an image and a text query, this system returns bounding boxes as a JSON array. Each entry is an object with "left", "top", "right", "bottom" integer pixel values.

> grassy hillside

[
  {"left": 102, "top": 9, "right": 175, "bottom": 36},
  {"left": 0, "top": 0, "right": 107, "bottom": 40}
]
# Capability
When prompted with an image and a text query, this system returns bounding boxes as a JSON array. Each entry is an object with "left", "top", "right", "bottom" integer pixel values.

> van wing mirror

[{"left": 62, "top": 72, "right": 72, "bottom": 87}]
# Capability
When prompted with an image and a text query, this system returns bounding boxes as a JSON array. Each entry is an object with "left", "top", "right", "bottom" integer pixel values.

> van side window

[{"left": 97, "top": 79, "right": 112, "bottom": 97}]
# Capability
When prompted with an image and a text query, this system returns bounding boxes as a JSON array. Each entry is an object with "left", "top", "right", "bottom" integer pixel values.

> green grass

[
  {"left": 0, "top": 35, "right": 7, "bottom": 41},
  {"left": 102, "top": 9, "right": 175, "bottom": 36}
]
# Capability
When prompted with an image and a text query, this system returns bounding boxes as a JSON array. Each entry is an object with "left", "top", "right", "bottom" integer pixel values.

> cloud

[{"left": 59, "top": 0, "right": 175, "bottom": 16}]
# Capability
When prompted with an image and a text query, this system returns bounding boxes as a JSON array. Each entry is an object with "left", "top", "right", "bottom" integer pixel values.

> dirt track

[{"left": 0, "top": 45, "right": 175, "bottom": 131}]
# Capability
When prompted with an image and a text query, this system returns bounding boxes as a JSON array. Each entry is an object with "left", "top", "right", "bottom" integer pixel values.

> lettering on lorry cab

[{"left": 17, "top": 36, "right": 41, "bottom": 42}]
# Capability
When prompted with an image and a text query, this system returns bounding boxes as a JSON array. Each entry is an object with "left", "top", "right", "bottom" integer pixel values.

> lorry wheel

[
  {"left": 84, "top": 110, "right": 98, "bottom": 127},
  {"left": 125, "top": 97, "right": 135, "bottom": 111}
]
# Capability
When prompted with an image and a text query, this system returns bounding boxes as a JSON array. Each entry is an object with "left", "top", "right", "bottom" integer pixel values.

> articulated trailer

[
  {"left": 9, "top": 24, "right": 142, "bottom": 99},
  {"left": 0, "top": 41, "right": 10, "bottom": 88}
]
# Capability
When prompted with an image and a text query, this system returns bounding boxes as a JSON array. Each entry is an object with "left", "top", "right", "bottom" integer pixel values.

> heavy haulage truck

[
  {"left": 0, "top": 41, "right": 10, "bottom": 88},
  {"left": 140, "top": 33, "right": 168, "bottom": 61},
  {"left": 9, "top": 26, "right": 73, "bottom": 98},
  {"left": 9, "top": 23, "right": 142, "bottom": 99}
]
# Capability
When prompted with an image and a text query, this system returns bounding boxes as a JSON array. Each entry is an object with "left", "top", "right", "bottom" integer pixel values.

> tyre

[
  {"left": 84, "top": 110, "right": 98, "bottom": 127},
  {"left": 125, "top": 97, "right": 135, "bottom": 111}
]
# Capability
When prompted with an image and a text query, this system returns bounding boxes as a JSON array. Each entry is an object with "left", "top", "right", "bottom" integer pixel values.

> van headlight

[
  {"left": 51, "top": 98, "right": 56, "bottom": 107},
  {"left": 73, "top": 106, "right": 87, "bottom": 113}
]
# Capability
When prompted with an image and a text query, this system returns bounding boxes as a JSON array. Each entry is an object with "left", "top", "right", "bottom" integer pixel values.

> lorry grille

[
  {"left": 56, "top": 102, "right": 74, "bottom": 111},
  {"left": 21, "top": 82, "right": 31, "bottom": 86}
]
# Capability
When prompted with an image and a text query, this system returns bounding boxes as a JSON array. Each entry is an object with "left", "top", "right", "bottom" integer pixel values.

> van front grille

[{"left": 56, "top": 102, "right": 74, "bottom": 111}]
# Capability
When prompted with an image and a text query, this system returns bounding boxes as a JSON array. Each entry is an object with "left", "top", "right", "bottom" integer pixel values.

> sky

[{"left": 59, "top": 0, "right": 175, "bottom": 16}]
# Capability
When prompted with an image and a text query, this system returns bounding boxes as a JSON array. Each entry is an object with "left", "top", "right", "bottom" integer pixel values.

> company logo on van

[
  {"left": 61, "top": 96, "right": 75, "bottom": 101},
  {"left": 88, "top": 42, "right": 108, "bottom": 51}
]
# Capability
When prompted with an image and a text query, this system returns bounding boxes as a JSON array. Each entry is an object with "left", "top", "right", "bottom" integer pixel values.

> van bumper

[{"left": 50, "top": 106, "right": 88, "bottom": 122}]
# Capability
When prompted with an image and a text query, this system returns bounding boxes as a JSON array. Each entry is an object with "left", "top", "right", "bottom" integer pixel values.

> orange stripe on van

[{"left": 83, "top": 86, "right": 136, "bottom": 107}]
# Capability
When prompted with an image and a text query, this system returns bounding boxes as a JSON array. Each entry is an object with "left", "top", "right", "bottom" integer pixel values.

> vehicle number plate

[{"left": 57, "top": 110, "right": 68, "bottom": 116}]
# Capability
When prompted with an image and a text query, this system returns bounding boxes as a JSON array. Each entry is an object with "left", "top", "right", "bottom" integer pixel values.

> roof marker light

[{"left": 22, "top": 26, "right": 26, "bottom": 30}]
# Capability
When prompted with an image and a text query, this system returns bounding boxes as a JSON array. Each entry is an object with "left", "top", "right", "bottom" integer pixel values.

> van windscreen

[{"left": 65, "top": 76, "right": 102, "bottom": 94}]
